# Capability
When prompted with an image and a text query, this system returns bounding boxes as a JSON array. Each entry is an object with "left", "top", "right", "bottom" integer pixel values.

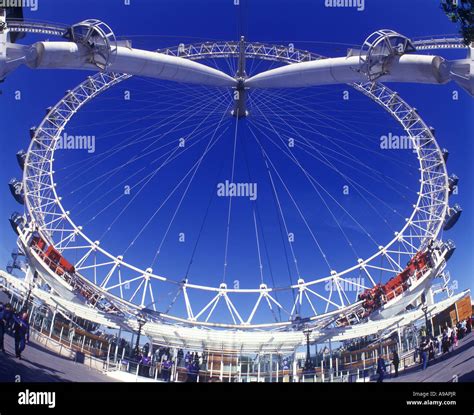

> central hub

[
  {"left": 231, "top": 78, "right": 248, "bottom": 118},
  {"left": 231, "top": 36, "right": 249, "bottom": 119}
]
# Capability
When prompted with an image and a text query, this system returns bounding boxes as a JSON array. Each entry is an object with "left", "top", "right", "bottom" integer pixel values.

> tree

[{"left": 441, "top": 0, "right": 474, "bottom": 45}]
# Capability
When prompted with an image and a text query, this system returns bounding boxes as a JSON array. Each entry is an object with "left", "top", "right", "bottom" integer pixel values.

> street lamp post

[
  {"left": 422, "top": 304, "right": 431, "bottom": 338},
  {"left": 303, "top": 327, "right": 313, "bottom": 372},
  {"left": 134, "top": 313, "right": 147, "bottom": 359},
  {"left": 22, "top": 283, "right": 33, "bottom": 314}
]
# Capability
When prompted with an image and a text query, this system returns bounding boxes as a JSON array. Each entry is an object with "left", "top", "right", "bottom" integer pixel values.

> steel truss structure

[
  {"left": 3, "top": 18, "right": 465, "bottom": 352},
  {"left": 0, "top": 269, "right": 470, "bottom": 354}
]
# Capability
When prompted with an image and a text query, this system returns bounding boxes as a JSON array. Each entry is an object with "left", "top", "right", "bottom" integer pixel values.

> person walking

[
  {"left": 441, "top": 330, "right": 450, "bottom": 353},
  {"left": 161, "top": 358, "right": 172, "bottom": 382},
  {"left": 451, "top": 326, "right": 458, "bottom": 350},
  {"left": 419, "top": 337, "right": 429, "bottom": 370},
  {"left": 376, "top": 355, "right": 386, "bottom": 383},
  {"left": 177, "top": 348, "right": 184, "bottom": 366},
  {"left": 428, "top": 338, "right": 435, "bottom": 360},
  {"left": 461, "top": 320, "right": 467, "bottom": 338},
  {"left": 0, "top": 303, "right": 6, "bottom": 353},
  {"left": 437, "top": 335, "right": 442, "bottom": 355},
  {"left": 186, "top": 360, "right": 200, "bottom": 383},
  {"left": 13, "top": 312, "right": 30, "bottom": 359},
  {"left": 392, "top": 351, "right": 400, "bottom": 378},
  {"left": 3, "top": 304, "right": 13, "bottom": 334}
]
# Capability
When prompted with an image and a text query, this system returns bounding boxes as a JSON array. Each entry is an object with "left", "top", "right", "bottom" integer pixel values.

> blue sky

[{"left": 0, "top": 0, "right": 472, "bottom": 320}]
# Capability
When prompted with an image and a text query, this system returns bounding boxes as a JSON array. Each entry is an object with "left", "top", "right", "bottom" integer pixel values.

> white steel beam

[
  {"left": 26, "top": 42, "right": 237, "bottom": 87},
  {"left": 246, "top": 55, "right": 449, "bottom": 89}
]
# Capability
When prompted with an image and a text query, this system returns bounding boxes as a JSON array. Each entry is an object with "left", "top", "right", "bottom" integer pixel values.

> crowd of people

[
  {"left": 440, "top": 318, "right": 471, "bottom": 354},
  {"left": 134, "top": 345, "right": 205, "bottom": 382},
  {"left": 376, "top": 317, "right": 472, "bottom": 382},
  {"left": 0, "top": 302, "right": 31, "bottom": 359},
  {"left": 416, "top": 318, "right": 472, "bottom": 371},
  {"left": 418, "top": 318, "right": 472, "bottom": 370}
]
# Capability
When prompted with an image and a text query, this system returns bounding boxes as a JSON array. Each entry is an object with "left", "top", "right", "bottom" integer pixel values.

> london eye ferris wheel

[{"left": 2, "top": 9, "right": 471, "bottom": 352}]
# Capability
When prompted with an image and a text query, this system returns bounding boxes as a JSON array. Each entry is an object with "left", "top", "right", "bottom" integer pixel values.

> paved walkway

[
  {"left": 386, "top": 332, "right": 474, "bottom": 382},
  {"left": 0, "top": 332, "right": 115, "bottom": 382}
]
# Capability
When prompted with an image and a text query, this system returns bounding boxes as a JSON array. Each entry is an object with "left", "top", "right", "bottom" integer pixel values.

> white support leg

[
  {"left": 292, "top": 357, "right": 297, "bottom": 382},
  {"left": 269, "top": 353, "right": 273, "bottom": 383},
  {"left": 0, "top": 8, "right": 7, "bottom": 82},
  {"left": 48, "top": 308, "right": 57, "bottom": 339}
]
